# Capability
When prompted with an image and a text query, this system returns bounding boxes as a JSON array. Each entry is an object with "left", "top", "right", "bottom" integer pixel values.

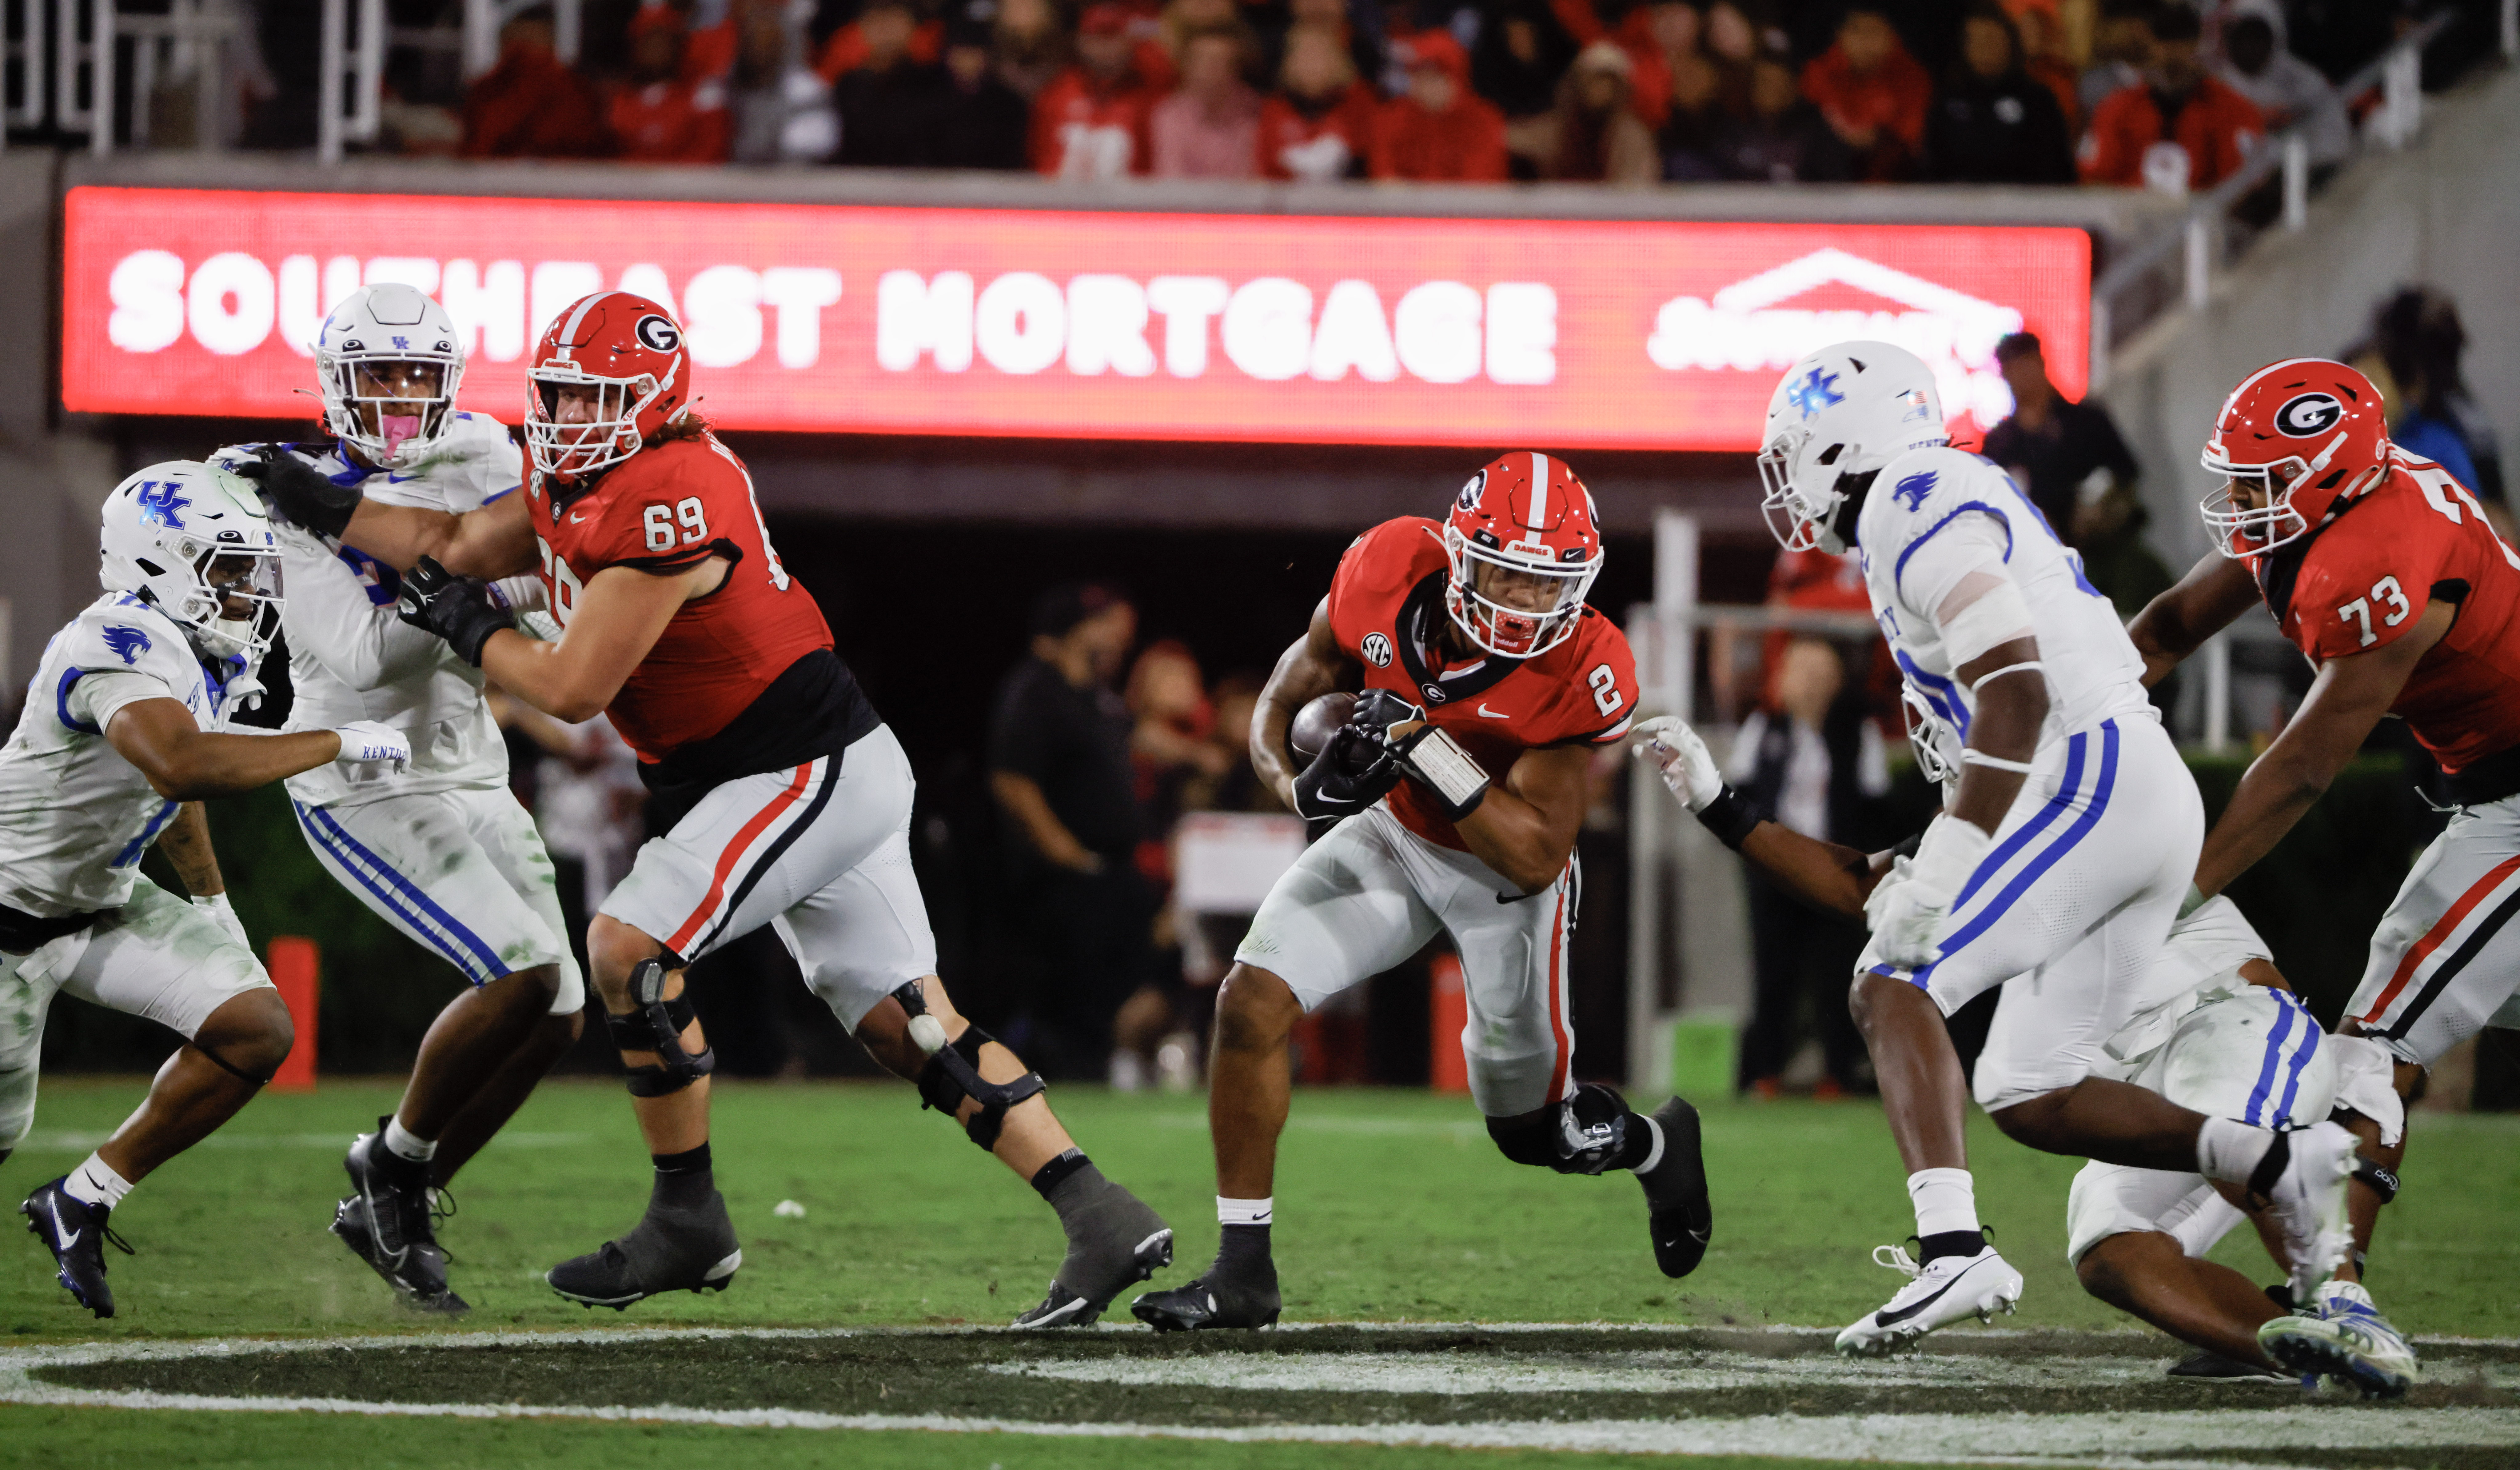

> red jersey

[
  {"left": 525, "top": 433, "right": 838, "bottom": 765},
  {"left": 2078, "top": 75, "right": 2263, "bottom": 190},
  {"left": 2254, "top": 453, "right": 2520, "bottom": 776},
  {"left": 1369, "top": 93, "right": 1509, "bottom": 182},
  {"left": 608, "top": 77, "right": 729, "bottom": 163},
  {"left": 1327, "top": 517, "right": 1639, "bottom": 851},
  {"left": 1031, "top": 67, "right": 1155, "bottom": 178}
]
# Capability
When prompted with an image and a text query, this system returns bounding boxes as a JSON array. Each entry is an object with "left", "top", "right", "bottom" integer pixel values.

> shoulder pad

[{"left": 68, "top": 602, "right": 194, "bottom": 687}]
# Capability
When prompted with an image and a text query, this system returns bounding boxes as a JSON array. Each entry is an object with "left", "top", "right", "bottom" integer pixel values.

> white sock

[
  {"left": 1907, "top": 1167, "right": 1980, "bottom": 1239},
  {"left": 64, "top": 1153, "right": 133, "bottom": 1210},
  {"left": 1216, "top": 1195, "right": 1274, "bottom": 1227},
  {"left": 383, "top": 1116, "right": 437, "bottom": 1164},
  {"left": 2196, "top": 1116, "right": 2274, "bottom": 1186}
]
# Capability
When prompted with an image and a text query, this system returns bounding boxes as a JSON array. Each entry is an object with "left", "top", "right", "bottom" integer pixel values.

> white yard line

[{"left": 12, "top": 1131, "right": 589, "bottom": 1152}]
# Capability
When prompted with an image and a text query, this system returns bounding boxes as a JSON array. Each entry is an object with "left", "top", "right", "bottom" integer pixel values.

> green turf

[{"left": 4, "top": 1077, "right": 2513, "bottom": 1340}]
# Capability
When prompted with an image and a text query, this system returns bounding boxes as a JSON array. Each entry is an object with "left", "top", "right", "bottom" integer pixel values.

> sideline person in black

[
  {"left": 1923, "top": 5, "right": 2075, "bottom": 184},
  {"left": 1981, "top": 331, "right": 2141, "bottom": 542},
  {"left": 989, "top": 583, "right": 1157, "bottom": 1077}
]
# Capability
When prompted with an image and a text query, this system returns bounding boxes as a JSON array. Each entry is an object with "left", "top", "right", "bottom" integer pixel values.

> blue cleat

[
  {"left": 20, "top": 1176, "right": 132, "bottom": 1319},
  {"left": 2257, "top": 1280, "right": 2419, "bottom": 1399}
]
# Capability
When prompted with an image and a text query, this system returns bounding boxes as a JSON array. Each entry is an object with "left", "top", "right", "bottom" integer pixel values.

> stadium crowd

[{"left": 317, "top": 0, "right": 2426, "bottom": 185}]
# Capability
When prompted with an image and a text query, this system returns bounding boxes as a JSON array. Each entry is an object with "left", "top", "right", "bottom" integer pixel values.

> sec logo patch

[{"left": 1360, "top": 632, "right": 1393, "bottom": 667}]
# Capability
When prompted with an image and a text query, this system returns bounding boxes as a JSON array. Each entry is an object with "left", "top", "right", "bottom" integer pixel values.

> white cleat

[
  {"left": 1835, "top": 1244, "right": 2024, "bottom": 1358},
  {"left": 2258, "top": 1280, "right": 2420, "bottom": 1399},
  {"left": 2256, "top": 1121, "right": 2357, "bottom": 1302}
]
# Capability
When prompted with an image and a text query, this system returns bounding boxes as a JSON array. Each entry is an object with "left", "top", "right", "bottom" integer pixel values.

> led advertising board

[{"left": 63, "top": 186, "right": 2089, "bottom": 449}]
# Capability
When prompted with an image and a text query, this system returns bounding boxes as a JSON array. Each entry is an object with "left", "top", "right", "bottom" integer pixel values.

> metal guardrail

[{"left": 2087, "top": 7, "right": 2473, "bottom": 391}]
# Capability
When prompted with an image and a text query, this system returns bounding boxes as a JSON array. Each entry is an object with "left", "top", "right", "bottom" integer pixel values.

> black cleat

[
  {"left": 1131, "top": 1262, "right": 1282, "bottom": 1331},
  {"left": 1638, "top": 1094, "right": 1712, "bottom": 1278},
  {"left": 1014, "top": 1178, "right": 1174, "bottom": 1328},
  {"left": 333, "top": 1119, "right": 463, "bottom": 1312},
  {"left": 21, "top": 1177, "right": 132, "bottom": 1319},
  {"left": 2167, "top": 1348, "right": 2287, "bottom": 1380},
  {"left": 547, "top": 1188, "right": 741, "bottom": 1309}
]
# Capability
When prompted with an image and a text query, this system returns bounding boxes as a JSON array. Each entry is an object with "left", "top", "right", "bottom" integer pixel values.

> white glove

[
  {"left": 331, "top": 721, "right": 413, "bottom": 772},
  {"left": 1866, "top": 813, "right": 1992, "bottom": 969},
  {"left": 192, "top": 892, "right": 251, "bottom": 952},
  {"left": 1631, "top": 715, "right": 1725, "bottom": 813}
]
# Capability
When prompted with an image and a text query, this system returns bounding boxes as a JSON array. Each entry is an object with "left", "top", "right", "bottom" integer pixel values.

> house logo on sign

[{"left": 1643, "top": 248, "right": 2025, "bottom": 440}]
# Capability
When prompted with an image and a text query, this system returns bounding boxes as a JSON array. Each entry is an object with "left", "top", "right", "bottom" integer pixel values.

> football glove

[
  {"left": 230, "top": 445, "right": 361, "bottom": 539},
  {"left": 330, "top": 721, "right": 413, "bottom": 772},
  {"left": 1865, "top": 813, "right": 1991, "bottom": 970},
  {"left": 191, "top": 892, "right": 251, "bottom": 953},
  {"left": 1632, "top": 715, "right": 1760, "bottom": 849},
  {"left": 397, "top": 556, "right": 515, "bottom": 666},
  {"left": 1290, "top": 725, "right": 1402, "bottom": 828}
]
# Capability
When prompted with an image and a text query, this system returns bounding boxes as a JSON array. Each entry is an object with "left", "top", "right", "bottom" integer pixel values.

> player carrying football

[
  {"left": 14, "top": 462, "right": 413, "bottom": 1317},
  {"left": 246, "top": 291, "right": 1171, "bottom": 1325},
  {"left": 1130, "top": 452, "right": 1714, "bottom": 1332},
  {"left": 1752, "top": 342, "right": 2359, "bottom": 1357},
  {"left": 2128, "top": 357, "right": 2519, "bottom": 1383},
  {"left": 217, "top": 283, "right": 584, "bottom": 1313},
  {"left": 1634, "top": 714, "right": 2419, "bottom": 1395}
]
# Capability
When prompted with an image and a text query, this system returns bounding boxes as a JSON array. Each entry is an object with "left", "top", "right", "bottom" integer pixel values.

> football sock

[
  {"left": 1215, "top": 1196, "right": 1274, "bottom": 1275},
  {"left": 2196, "top": 1116, "right": 2276, "bottom": 1188},
  {"left": 64, "top": 1154, "right": 133, "bottom": 1211},
  {"left": 1617, "top": 1113, "right": 1661, "bottom": 1173},
  {"left": 1908, "top": 1168, "right": 1984, "bottom": 1261},
  {"left": 384, "top": 1116, "right": 437, "bottom": 1164},
  {"left": 650, "top": 1142, "right": 715, "bottom": 1210},
  {"left": 1030, "top": 1148, "right": 1094, "bottom": 1201}
]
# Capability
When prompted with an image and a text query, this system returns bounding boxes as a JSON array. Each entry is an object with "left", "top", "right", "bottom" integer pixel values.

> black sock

[
  {"left": 1919, "top": 1228, "right": 1986, "bottom": 1263},
  {"left": 1215, "top": 1222, "right": 1272, "bottom": 1277},
  {"left": 1030, "top": 1148, "right": 1092, "bottom": 1202},
  {"left": 1612, "top": 1112, "right": 1656, "bottom": 1172},
  {"left": 650, "top": 1143, "right": 714, "bottom": 1210}
]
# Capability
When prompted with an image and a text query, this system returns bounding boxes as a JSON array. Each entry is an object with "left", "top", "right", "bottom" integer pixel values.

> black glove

[
  {"left": 230, "top": 445, "right": 362, "bottom": 539},
  {"left": 1291, "top": 724, "right": 1403, "bottom": 830},
  {"left": 396, "top": 557, "right": 514, "bottom": 666}
]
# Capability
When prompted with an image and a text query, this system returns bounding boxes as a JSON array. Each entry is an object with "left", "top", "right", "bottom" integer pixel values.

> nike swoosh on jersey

[
  {"left": 1477, "top": 705, "right": 1511, "bottom": 718},
  {"left": 568, "top": 513, "right": 588, "bottom": 523}
]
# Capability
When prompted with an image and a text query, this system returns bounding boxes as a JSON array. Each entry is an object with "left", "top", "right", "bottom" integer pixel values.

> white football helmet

[
  {"left": 314, "top": 282, "right": 465, "bottom": 470},
  {"left": 1758, "top": 342, "right": 1949, "bottom": 554},
  {"left": 99, "top": 460, "right": 285, "bottom": 671}
]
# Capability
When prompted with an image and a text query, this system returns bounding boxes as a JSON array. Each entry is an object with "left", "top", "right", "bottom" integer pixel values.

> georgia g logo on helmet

[
  {"left": 635, "top": 315, "right": 681, "bottom": 353},
  {"left": 2274, "top": 392, "right": 2346, "bottom": 437}
]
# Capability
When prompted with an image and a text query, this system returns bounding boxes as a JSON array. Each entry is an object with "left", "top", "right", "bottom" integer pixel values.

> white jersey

[
  {"left": 0, "top": 596, "right": 249, "bottom": 917},
  {"left": 213, "top": 412, "right": 522, "bottom": 809},
  {"left": 1856, "top": 446, "right": 2153, "bottom": 769}
]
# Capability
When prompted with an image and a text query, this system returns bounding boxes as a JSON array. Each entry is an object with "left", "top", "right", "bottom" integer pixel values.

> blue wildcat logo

[
  {"left": 103, "top": 625, "right": 151, "bottom": 665},
  {"left": 1893, "top": 471, "right": 1937, "bottom": 511}
]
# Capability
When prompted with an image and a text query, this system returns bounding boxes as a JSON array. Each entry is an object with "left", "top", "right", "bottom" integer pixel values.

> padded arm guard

[
  {"left": 893, "top": 981, "right": 1045, "bottom": 1151},
  {"left": 1391, "top": 724, "right": 1491, "bottom": 820},
  {"left": 605, "top": 956, "right": 716, "bottom": 1097}
]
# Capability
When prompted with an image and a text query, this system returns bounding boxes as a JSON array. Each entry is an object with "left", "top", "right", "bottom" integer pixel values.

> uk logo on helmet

[
  {"left": 2274, "top": 392, "right": 2346, "bottom": 437},
  {"left": 133, "top": 481, "right": 189, "bottom": 529},
  {"left": 1786, "top": 366, "right": 1845, "bottom": 419},
  {"left": 634, "top": 315, "right": 681, "bottom": 352}
]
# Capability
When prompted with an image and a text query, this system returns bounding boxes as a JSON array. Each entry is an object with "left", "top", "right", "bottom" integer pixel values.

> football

[{"left": 1288, "top": 690, "right": 1359, "bottom": 761}]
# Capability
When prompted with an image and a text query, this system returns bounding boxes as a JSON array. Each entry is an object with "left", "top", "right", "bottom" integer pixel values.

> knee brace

[
  {"left": 2352, "top": 1156, "right": 2401, "bottom": 1205},
  {"left": 1487, "top": 1083, "right": 1633, "bottom": 1176},
  {"left": 605, "top": 956, "right": 715, "bottom": 1097},
  {"left": 895, "top": 982, "right": 1044, "bottom": 1151},
  {"left": 192, "top": 1042, "right": 274, "bottom": 1088}
]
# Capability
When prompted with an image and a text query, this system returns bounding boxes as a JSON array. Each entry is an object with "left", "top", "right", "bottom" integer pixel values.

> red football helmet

[
  {"left": 1443, "top": 451, "right": 1604, "bottom": 659},
  {"left": 524, "top": 291, "right": 692, "bottom": 481},
  {"left": 2199, "top": 358, "right": 2393, "bottom": 557}
]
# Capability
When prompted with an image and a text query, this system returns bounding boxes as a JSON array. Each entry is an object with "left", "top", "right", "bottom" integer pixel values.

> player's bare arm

[
  {"left": 1253, "top": 596, "right": 1360, "bottom": 804},
  {"left": 1944, "top": 635, "right": 2048, "bottom": 837},
  {"left": 155, "top": 802, "right": 225, "bottom": 896},
  {"left": 1634, "top": 716, "right": 1891, "bottom": 915},
  {"left": 2195, "top": 598, "right": 2452, "bottom": 897},
  {"left": 2127, "top": 554, "right": 2264, "bottom": 689},
  {"left": 1450, "top": 741, "right": 1590, "bottom": 895},
  {"left": 471, "top": 559, "right": 722, "bottom": 722},
  {"left": 236, "top": 444, "right": 539, "bottom": 578},
  {"left": 103, "top": 699, "right": 349, "bottom": 799}
]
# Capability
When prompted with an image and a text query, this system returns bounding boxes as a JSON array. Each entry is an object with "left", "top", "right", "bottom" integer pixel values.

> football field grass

[{"left": 1, "top": 1077, "right": 2515, "bottom": 1468}]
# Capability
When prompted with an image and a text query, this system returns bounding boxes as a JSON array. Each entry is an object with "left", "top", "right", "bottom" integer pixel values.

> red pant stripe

[
  {"left": 665, "top": 762, "right": 815, "bottom": 955},
  {"left": 2357, "top": 852, "right": 2520, "bottom": 1025}
]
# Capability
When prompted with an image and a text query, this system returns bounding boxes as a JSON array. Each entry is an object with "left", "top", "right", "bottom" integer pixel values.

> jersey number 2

[{"left": 1588, "top": 664, "right": 1625, "bottom": 717}]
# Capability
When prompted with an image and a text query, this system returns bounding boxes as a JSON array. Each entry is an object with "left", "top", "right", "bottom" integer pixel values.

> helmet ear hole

[
  {"left": 135, "top": 557, "right": 165, "bottom": 577},
  {"left": 1817, "top": 444, "right": 1844, "bottom": 466}
]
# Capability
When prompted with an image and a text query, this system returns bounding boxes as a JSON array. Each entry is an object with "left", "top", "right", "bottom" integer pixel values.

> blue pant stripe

[
  {"left": 2243, "top": 992, "right": 2299, "bottom": 1126},
  {"left": 1951, "top": 730, "right": 2091, "bottom": 913},
  {"left": 295, "top": 801, "right": 508, "bottom": 983},
  {"left": 1914, "top": 721, "right": 2122, "bottom": 991},
  {"left": 2271, "top": 991, "right": 2322, "bottom": 1126}
]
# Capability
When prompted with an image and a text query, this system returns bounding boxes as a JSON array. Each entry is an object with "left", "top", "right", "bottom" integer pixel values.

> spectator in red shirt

[
  {"left": 462, "top": 10, "right": 610, "bottom": 158},
  {"left": 1370, "top": 31, "right": 1508, "bottom": 181},
  {"left": 2078, "top": 2, "right": 2263, "bottom": 191},
  {"left": 1798, "top": 4, "right": 1931, "bottom": 180},
  {"left": 609, "top": 4, "right": 731, "bottom": 162},
  {"left": 1032, "top": 1, "right": 1157, "bottom": 177},
  {"left": 814, "top": 0, "right": 943, "bottom": 83},
  {"left": 684, "top": 0, "right": 738, "bottom": 83},
  {"left": 1149, "top": 22, "right": 1263, "bottom": 177},
  {"left": 1255, "top": 22, "right": 1377, "bottom": 180}
]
